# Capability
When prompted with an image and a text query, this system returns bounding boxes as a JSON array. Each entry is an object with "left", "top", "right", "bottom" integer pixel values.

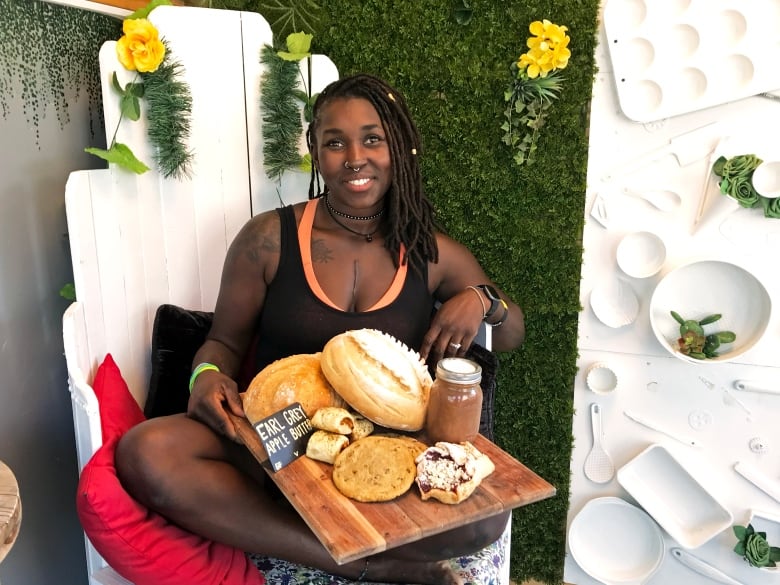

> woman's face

[{"left": 313, "top": 97, "right": 392, "bottom": 210}]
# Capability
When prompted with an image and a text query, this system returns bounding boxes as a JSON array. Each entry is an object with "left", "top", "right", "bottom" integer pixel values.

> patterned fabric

[{"left": 247, "top": 526, "right": 508, "bottom": 585}]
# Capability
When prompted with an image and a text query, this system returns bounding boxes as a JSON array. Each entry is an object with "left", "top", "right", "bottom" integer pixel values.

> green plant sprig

[
  {"left": 259, "top": 32, "right": 316, "bottom": 185},
  {"left": 142, "top": 46, "right": 194, "bottom": 180},
  {"left": 734, "top": 523, "right": 780, "bottom": 568},
  {"left": 84, "top": 72, "right": 150, "bottom": 174},
  {"left": 670, "top": 310, "right": 736, "bottom": 360},
  {"left": 502, "top": 68, "right": 564, "bottom": 166}
]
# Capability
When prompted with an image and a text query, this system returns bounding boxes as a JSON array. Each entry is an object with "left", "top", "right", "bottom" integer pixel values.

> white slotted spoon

[{"left": 584, "top": 403, "right": 615, "bottom": 483}]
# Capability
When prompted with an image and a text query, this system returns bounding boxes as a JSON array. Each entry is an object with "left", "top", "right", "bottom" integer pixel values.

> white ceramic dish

[
  {"left": 590, "top": 277, "right": 639, "bottom": 328},
  {"left": 616, "top": 231, "right": 666, "bottom": 278},
  {"left": 649, "top": 259, "right": 772, "bottom": 363},
  {"left": 752, "top": 160, "right": 780, "bottom": 199},
  {"left": 617, "top": 444, "right": 733, "bottom": 548},
  {"left": 603, "top": 0, "right": 780, "bottom": 122},
  {"left": 569, "top": 496, "right": 665, "bottom": 584},
  {"left": 586, "top": 362, "right": 618, "bottom": 395}
]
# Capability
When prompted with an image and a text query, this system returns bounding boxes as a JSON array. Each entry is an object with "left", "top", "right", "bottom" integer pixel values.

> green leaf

[
  {"left": 111, "top": 71, "right": 123, "bottom": 95},
  {"left": 125, "top": 82, "right": 145, "bottom": 98},
  {"left": 734, "top": 542, "right": 746, "bottom": 556},
  {"left": 299, "top": 153, "right": 312, "bottom": 172},
  {"left": 128, "top": 0, "right": 173, "bottom": 20},
  {"left": 770, "top": 547, "right": 780, "bottom": 561},
  {"left": 120, "top": 93, "right": 141, "bottom": 121},
  {"left": 59, "top": 283, "right": 76, "bottom": 301},
  {"left": 292, "top": 89, "right": 309, "bottom": 103},
  {"left": 278, "top": 31, "right": 313, "bottom": 61},
  {"left": 85, "top": 143, "right": 150, "bottom": 174}
]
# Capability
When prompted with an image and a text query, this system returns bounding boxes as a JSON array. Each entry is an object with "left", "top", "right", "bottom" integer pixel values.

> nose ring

[{"left": 344, "top": 161, "right": 362, "bottom": 172}]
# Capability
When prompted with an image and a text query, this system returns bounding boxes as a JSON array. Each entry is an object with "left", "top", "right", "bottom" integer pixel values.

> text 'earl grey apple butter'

[{"left": 426, "top": 358, "right": 483, "bottom": 443}]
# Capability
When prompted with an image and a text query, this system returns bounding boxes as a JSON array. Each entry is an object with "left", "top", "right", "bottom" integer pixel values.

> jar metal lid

[{"left": 436, "top": 357, "right": 482, "bottom": 383}]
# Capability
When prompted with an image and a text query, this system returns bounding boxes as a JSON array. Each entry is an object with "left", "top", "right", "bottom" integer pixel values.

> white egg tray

[{"left": 604, "top": 0, "right": 780, "bottom": 122}]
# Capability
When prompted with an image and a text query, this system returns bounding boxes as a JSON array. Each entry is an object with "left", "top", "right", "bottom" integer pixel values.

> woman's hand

[
  {"left": 419, "top": 289, "right": 485, "bottom": 366},
  {"left": 187, "top": 370, "right": 246, "bottom": 442}
]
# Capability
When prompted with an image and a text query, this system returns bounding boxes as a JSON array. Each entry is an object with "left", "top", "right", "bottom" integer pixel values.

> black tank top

[{"left": 253, "top": 204, "right": 434, "bottom": 371}]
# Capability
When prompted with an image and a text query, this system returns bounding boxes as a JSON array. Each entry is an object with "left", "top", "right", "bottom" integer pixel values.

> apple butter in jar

[{"left": 426, "top": 357, "right": 483, "bottom": 443}]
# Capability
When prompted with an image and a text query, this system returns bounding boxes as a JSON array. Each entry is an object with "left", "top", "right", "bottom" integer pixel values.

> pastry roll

[
  {"left": 311, "top": 407, "right": 355, "bottom": 435},
  {"left": 349, "top": 415, "right": 375, "bottom": 441},
  {"left": 306, "top": 430, "right": 350, "bottom": 464}
]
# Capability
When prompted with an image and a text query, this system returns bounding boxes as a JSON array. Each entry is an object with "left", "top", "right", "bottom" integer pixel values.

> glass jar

[{"left": 426, "top": 357, "right": 483, "bottom": 444}]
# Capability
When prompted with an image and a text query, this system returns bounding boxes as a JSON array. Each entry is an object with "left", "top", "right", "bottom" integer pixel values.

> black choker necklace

[
  {"left": 324, "top": 198, "right": 381, "bottom": 242},
  {"left": 325, "top": 195, "right": 385, "bottom": 221}
]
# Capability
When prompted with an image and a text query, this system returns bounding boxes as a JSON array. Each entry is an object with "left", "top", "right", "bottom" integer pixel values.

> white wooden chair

[{"left": 62, "top": 6, "right": 508, "bottom": 584}]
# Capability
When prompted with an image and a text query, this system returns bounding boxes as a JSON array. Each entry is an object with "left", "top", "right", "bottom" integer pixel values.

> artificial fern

[
  {"left": 259, "top": 44, "right": 304, "bottom": 181},
  {"left": 142, "top": 47, "right": 194, "bottom": 180}
]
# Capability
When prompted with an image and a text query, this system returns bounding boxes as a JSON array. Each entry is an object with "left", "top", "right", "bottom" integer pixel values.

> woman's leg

[{"left": 116, "top": 415, "right": 502, "bottom": 584}]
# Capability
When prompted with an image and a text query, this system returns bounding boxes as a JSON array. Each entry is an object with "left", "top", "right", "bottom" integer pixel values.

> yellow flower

[
  {"left": 116, "top": 18, "right": 165, "bottom": 73},
  {"left": 518, "top": 19, "right": 571, "bottom": 78}
]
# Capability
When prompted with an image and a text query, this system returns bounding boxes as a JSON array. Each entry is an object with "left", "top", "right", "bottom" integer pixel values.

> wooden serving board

[{"left": 231, "top": 414, "right": 556, "bottom": 564}]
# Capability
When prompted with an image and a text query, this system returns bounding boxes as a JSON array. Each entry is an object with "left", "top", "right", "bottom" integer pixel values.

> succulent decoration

[
  {"left": 733, "top": 524, "right": 780, "bottom": 568},
  {"left": 670, "top": 311, "right": 735, "bottom": 360},
  {"left": 713, "top": 153, "right": 780, "bottom": 218}
]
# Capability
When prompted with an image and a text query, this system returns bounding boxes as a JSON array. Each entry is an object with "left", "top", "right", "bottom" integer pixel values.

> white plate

[
  {"left": 617, "top": 444, "right": 733, "bottom": 548},
  {"left": 569, "top": 496, "right": 665, "bottom": 584},
  {"left": 649, "top": 259, "right": 772, "bottom": 363}
]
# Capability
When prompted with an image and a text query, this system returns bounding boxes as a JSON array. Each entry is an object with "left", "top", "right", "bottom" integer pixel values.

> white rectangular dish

[
  {"left": 617, "top": 443, "right": 733, "bottom": 548},
  {"left": 603, "top": 0, "right": 780, "bottom": 122}
]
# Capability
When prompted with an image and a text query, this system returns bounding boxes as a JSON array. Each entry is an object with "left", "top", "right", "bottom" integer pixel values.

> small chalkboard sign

[{"left": 253, "top": 402, "right": 313, "bottom": 471}]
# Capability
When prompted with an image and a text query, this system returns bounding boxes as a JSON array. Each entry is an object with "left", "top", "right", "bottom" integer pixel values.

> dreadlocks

[{"left": 306, "top": 73, "right": 439, "bottom": 272}]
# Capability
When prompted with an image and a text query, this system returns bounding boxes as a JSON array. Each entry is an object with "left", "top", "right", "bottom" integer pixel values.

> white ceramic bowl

[
  {"left": 617, "top": 231, "right": 666, "bottom": 278},
  {"left": 752, "top": 160, "right": 780, "bottom": 198},
  {"left": 649, "top": 260, "right": 772, "bottom": 363}
]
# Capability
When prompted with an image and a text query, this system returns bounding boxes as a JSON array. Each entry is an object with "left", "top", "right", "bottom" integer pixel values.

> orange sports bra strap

[{"left": 299, "top": 198, "right": 407, "bottom": 311}]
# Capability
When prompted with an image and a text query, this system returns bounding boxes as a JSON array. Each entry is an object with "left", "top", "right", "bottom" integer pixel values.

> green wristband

[{"left": 189, "top": 362, "right": 220, "bottom": 393}]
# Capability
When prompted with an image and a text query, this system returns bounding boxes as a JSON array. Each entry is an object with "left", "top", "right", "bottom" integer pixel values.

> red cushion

[{"left": 76, "top": 354, "right": 264, "bottom": 585}]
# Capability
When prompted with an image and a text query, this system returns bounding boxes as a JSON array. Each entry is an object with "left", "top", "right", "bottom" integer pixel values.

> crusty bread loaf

[
  {"left": 414, "top": 441, "right": 495, "bottom": 504},
  {"left": 243, "top": 353, "right": 346, "bottom": 424},
  {"left": 320, "top": 329, "right": 433, "bottom": 431}
]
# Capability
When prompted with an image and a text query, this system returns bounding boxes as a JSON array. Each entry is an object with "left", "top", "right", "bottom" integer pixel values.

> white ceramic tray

[
  {"left": 617, "top": 444, "right": 733, "bottom": 548},
  {"left": 604, "top": 0, "right": 780, "bottom": 122}
]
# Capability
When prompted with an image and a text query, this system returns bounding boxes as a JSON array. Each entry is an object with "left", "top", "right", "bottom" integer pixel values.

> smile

[{"left": 348, "top": 178, "right": 370, "bottom": 186}]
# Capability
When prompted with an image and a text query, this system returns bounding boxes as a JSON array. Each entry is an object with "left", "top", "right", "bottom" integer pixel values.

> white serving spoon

[
  {"left": 621, "top": 187, "right": 682, "bottom": 212},
  {"left": 584, "top": 403, "right": 615, "bottom": 483}
]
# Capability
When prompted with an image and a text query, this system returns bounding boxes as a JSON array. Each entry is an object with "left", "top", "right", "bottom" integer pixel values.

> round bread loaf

[
  {"left": 243, "top": 353, "right": 346, "bottom": 423},
  {"left": 320, "top": 329, "right": 433, "bottom": 431}
]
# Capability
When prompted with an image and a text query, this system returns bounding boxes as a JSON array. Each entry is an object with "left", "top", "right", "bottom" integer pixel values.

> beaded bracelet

[{"left": 189, "top": 362, "right": 220, "bottom": 393}]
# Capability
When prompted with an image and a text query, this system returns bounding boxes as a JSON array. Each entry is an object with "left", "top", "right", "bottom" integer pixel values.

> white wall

[{"left": 0, "top": 2, "right": 115, "bottom": 582}]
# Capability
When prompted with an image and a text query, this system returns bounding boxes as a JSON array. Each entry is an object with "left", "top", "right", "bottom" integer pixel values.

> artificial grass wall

[{"left": 314, "top": 2, "right": 600, "bottom": 583}]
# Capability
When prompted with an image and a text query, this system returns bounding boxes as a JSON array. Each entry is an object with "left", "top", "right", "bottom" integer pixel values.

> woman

[{"left": 116, "top": 73, "right": 525, "bottom": 584}]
